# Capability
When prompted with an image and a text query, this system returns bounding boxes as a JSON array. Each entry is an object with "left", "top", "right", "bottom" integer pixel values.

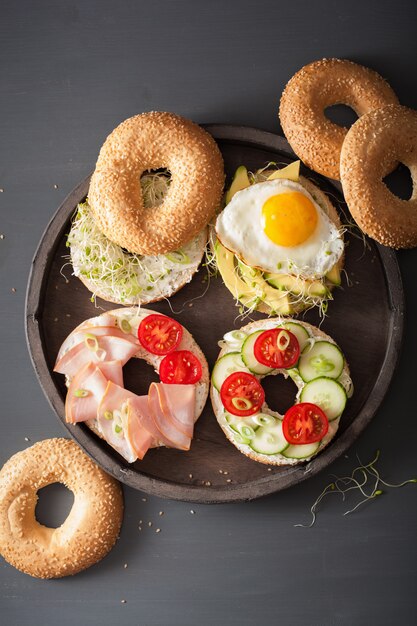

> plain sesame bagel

[
  {"left": 0, "top": 439, "right": 123, "bottom": 579},
  {"left": 340, "top": 104, "right": 417, "bottom": 249},
  {"left": 211, "top": 319, "right": 353, "bottom": 466},
  {"left": 88, "top": 111, "right": 224, "bottom": 255},
  {"left": 279, "top": 58, "right": 398, "bottom": 180}
]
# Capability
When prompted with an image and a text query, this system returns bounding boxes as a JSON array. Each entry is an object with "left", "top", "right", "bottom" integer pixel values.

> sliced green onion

[
  {"left": 237, "top": 424, "right": 256, "bottom": 440},
  {"left": 277, "top": 330, "right": 290, "bottom": 351},
  {"left": 74, "top": 389, "right": 89, "bottom": 398},
  {"left": 114, "top": 424, "right": 123, "bottom": 435},
  {"left": 120, "top": 319, "right": 131, "bottom": 334},
  {"left": 253, "top": 413, "right": 276, "bottom": 427},
  {"left": 166, "top": 249, "right": 191, "bottom": 264},
  {"left": 104, "top": 410, "right": 113, "bottom": 421},
  {"left": 231, "top": 397, "right": 253, "bottom": 411},
  {"left": 84, "top": 333, "right": 98, "bottom": 352}
]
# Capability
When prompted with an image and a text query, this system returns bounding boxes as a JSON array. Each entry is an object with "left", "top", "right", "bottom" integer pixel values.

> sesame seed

[
  {"left": 53, "top": 184, "right": 58, "bottom": 189},
  {"left": 121, "top": 599, "right": 126, "bottom": 604},
  {"left": 148, "top": 521, "right": 152, "bottom": 527},
  {"left": 24, "top": 437, "right": 30, "bottom": 442},
  {"left": 138, "top": 526, "right": 142, "bottom": 531},
  {"left": 11, "top": 288, "right": 16, "bottom": 293},
  {"left": 223, "top": 471, "right": 228, "bottom": 475},
  {"left": 139, "top": 520, "right": 143, "bottom": 524},
  {"left": 226, "top": 479, "right": 232, "bottom": 483},
  {"left": 141, "top": 497, "right": 147, "bottom": 502},
  {"left": 0, "top": 188, "right": 4, "bottom": 193},
  {"left": 0, "top": 234, "right": 4, "bottom": 239},
  {"left": 155, "top": 528, "right": 161, "bottom": 533},
  {"left": 158, "top": 511, "right": 164, "bottom": 516},
  {"left": 190, "top": 510, "right": 195, "bottom": 515},
  {"left": 189, "top": 473, "right": 193, "bottom": 479},
  {"left": 123, "top": 563, "right": 128, "bottom": 569}
]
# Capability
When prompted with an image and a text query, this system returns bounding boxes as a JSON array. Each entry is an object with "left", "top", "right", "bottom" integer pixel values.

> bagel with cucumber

[
  {"left": 211, "top": 318, "right": 353, "bottom": 465},
  {"left": 214, "top": 161, "right": 344, "bottom": 317}
]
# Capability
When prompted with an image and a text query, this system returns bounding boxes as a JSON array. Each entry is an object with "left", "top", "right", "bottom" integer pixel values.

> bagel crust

[
  {"left": 0, "top": 439, "right": 123, "bottom": 578},
  {"left": 89, "top": 111, "right": 224, "bottom": 255},
  {"left": 279, "top": 58, "right": 398, "bottom": 180},
  {"left": 340, "top": 104, "right": 417, "bottom": 249}
]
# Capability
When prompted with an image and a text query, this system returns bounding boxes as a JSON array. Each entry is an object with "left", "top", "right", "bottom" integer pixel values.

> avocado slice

[
  {"left": 236, "top": 260, "right": 293, "bottom": 315},
  {"left": 225, "top": 166, "right": 250, "bottom": 204},
  {"left": 215, "top": 241, "right": 260, "bottom": 309},
  {"left": 266, "top": 160, "right": 300, "bottom": 182},
  {"left": 264, "top": 272, "right": 329, "bottom": 298},
  {"left": 325, "top": 263, "right": 342, "bottom": 286}
]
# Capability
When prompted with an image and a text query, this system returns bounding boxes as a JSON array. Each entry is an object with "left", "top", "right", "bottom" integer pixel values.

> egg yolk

[{"left": 262, "top": 192, "right": 318, "bottom": 247}]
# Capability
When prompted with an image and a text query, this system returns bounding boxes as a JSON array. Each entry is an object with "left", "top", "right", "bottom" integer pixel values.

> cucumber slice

[
  {"left": 281, "top": 322, "right": 310, "bottom": 352},
  {"left": 281, "top": 441, "right": 320, "bottom": 459},
  {"left": 300, "top": 377, "right": 347, "bottom": 421},
  {"left": 249, "top": 421, "right": 289, "bottom": 455},
  {"left": 211, "top": 352, "right": 248, "bottom": 391},
  {"left": 298, "top": 341, "right": 344, "bottom": 382},
  {"left": 241, "top": 330, "right": 274, "bottom": 375}
]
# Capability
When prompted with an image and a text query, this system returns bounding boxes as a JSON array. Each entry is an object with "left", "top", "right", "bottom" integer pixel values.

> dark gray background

[{"left": 1, "top": 1, "right": 417, "bottom": 624}]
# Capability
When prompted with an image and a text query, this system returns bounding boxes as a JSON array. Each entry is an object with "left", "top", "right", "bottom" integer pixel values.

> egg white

[{"left": 215, "top": 179, "right": 344, "bottom": 278}]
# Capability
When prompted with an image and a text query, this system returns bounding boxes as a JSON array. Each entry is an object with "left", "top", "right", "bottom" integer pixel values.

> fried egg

[{"left": 215, "top": 179, "right": 344, "bottom": 278}]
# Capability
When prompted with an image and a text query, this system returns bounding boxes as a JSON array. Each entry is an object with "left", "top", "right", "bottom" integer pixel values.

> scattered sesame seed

[
  {"left": 158, "top": 511, "right": 164, "bottom": 516},
  {"left": 0, "top": 188, "right": 4, "bottom": 193},
  {"left": 121, "top": 599, "right": 126, "bottom": 604},
  {"left": 141, "top": 497, "right": 147, "bottom": 502},
  {"left": 24, "top": 437, "right": 30, "bottom": 442},
  {"left": 205, "top": 481, "right": 211, "bottom": 487},
  {"left": 223, "top": 471, "right": 228, "bottom": 475},
  {"left": 11, "top": 287, "right": 16, "bottom": 293},
  {"left": 155, "top": 528, "right": 161, "bottom": 533},
  {"left": 123, "top": 563, "right": 128, "bottom": 569},
  {"left": 53, "top": 184, "right": 58, "bottom": 189},
  {"left": 138, "top": 526, "right": 142, "bottom": 531},
  {"left": 0, "top": 234, "right": 4, "bottom": 239},
  {"left": 190, "top": 510, "right": 195, "bottom": 515},
  {"left": 66, "top": 313, "right": 71, "bottom": 317},
  {"left": 54, "top": 317, "right": 58, "bottom": 322},
  {"left": 188, "top": 303, "right": 193, "bottom": 307},
  {"left": 226, "top": 479, "right": 232, "bottom": 483},
  {"left": 219, "top": 469, "right": 223, "bottom": 474},
  {"left": 148, "top": 521, "right": 152, "bottom": 527},
  {"left": 139, "top": 520, "right": 143, "bottom": 524},
  {"left": 189, "top": 473, "right": 193, "bottom": 479},
  {"left": 267, "top": 468, "right": 272, "bottom": 472}
]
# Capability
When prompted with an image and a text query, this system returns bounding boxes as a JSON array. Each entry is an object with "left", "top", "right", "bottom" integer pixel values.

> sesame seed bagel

[
  {"left": 89, "top": 111, "right": 224, "bottom": 255},
  {"left": 211, "top": 319, "right": 352, "bottom": 466},
  {"left": 340, "top": 104, "right": 417, "bottom": 249},
  {"left": 279, "top": 58, "right": 398, "bottom": 180},
  {"left": 0, "top": 439, "right": 123, "bottom": 578}
]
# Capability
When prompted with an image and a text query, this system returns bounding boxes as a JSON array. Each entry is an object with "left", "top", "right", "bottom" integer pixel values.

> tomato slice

[
  {"left": 282, "top": 403, "right": 328, "bottom": 445},
  {"left": 159, "top": 350, "right": 202, "bottom": 384},
  {"left": 254, "top": 328, "right": 300, "bottom": 369},
  {"left": 220, "top": 371, "right": 265, "bottom": 417},
  {"left": 138, "top": 314, "right": 183, "bottom": 355}
]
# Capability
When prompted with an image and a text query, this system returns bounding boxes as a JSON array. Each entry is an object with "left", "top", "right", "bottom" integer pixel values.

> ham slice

[
  {"left": 97, "top": 360, "right": 124, "bottom": 387},
  {"left": 125, "top": 401, "right": 154, "bottom": 460},
  {"left": 65, "top": 363, "right": 108, "bottom": 424},
  {"left": 96, "top": 381, "right": 139, "bottom": 463},
  {"left": 154, "top": 383, "right": 195, "bottom": 438},
  {"left": 56, "top": 325, "right": 137, "bottom": 362},
  {"left": 54, "top": 336, "right": 139, "bottom": 378},
  {"left": 148, "top": 383, "right": 191, "bottom": 450},
  {"left": 128, "top": 394, "right": 174, "bottom": 448}
]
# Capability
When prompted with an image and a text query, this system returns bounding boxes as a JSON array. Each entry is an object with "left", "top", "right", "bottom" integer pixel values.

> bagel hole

[
  {"left": 324, "top": 104, "right": 358, "bottom": 128},
  {"left": 140, "top": 168, "right": 171, "bottom": 208},
  {"left": 262, "top": 373, "right": 297, "bottom": 415},
  {"left": 35, "top": 483, "right": 74, "bottom": 528},
  {"left": 383, "top": 164, "right": 413, "bottom": 200},
  {"left": 122, "top": 358, "right": 160, "bottom": 397}
]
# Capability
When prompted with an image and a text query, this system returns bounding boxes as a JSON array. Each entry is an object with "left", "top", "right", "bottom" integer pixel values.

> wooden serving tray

[{"left": 25, "top": 126, "right": 404, "bottom": 503}]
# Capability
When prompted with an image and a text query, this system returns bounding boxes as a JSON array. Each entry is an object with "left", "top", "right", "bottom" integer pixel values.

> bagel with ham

[{"left": 54, "top": 308, "right": 209, "bottom": 462}]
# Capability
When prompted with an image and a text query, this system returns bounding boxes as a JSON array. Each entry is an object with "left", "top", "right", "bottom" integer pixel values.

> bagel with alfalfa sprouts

[
  {"left": 213, "top": 160, "right": 345, "bottom": 317},
  {"left": 68, "top": 111, "right": 224, "bottom": 305},
  {"left": 211, "top": 319, "right": 353, "bottom": 466}
]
